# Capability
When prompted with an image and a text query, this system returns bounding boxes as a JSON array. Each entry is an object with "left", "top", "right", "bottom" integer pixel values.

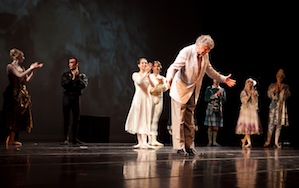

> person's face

[
  {"left": 276, "top": 74, "right": 284, "bottom": 83},
  {"left": 69, "top": 58, "right": 78, "bottom": 70},
  {"left": 197, "top": 44, "right": 211, "bottom": 56},
  {"left": 17, "top": 53, "right": 25, "bottom": 63},
  {"left": 246, "top": 80, "right": 254, "bottom": 89},
  {"left": 213, "top": 79, "right": 219, "bottom": 86},
  {"left": 138, "top": 58, "right": 148, "bottom": 71},
  {"left": 152, "top": 63, "right": 161, "bottom": 74}
]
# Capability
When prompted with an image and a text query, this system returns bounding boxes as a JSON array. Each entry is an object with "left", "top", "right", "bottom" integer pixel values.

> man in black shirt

[{"left": 61, "top": 57, "right": 88, "bottom": 145}]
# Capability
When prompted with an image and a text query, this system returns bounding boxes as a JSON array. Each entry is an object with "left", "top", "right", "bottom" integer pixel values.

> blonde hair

[
  {"left": 9, "top": 48, "right": 24, "bottom": 60},
  {"left": 276, "top": 68, "right": 285, "bottom": 79},
  {"left": 153, "top": 60, "right": 162, "bottom": 69}
]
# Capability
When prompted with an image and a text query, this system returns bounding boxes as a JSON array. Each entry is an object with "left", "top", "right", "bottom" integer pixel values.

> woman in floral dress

[{"left": 235, "top": 78, "right": 262, "bottom": 148}]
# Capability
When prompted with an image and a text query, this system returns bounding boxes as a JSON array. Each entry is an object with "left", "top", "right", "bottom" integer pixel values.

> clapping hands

[
  {"left": 156, "top": 77, "right": 164, "bottom": 84},
  {"left": 30, "top": 62, "right": 43, "bottom": 70},
  {"left": 216, "top": 89, "right": 223, "bottom": 96}
]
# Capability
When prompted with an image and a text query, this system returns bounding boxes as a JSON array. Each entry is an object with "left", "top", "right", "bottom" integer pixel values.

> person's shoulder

[
  {"left": 157, "top": 74, "right": 165, "bottom": 78},
  {"left": 181, "top": 43, "right": 195, "bottom": 51},
  {"left": 284, "top": 83, "right": 290, "bottom": 89},
  {"left": 79, "top": 72, "right": 87, "bottom": 76},
  {"left": 6, "top": 63, "right": 13, "bottom": 69},
  {"left": 240, "top": 89, "right": 246, "bottom": 94},
  {"left": 204, "top": 86, "right": 212, "bottom": 92},
  {"left": 132, "top": 72, "right": 139, "bottom": 77}
]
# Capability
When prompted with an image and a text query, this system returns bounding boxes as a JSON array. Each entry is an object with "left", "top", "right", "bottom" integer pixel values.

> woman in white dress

[
  {"left": 235, "top": 78, "right": 262, "bottom": 148},
  {"left": 125, "top": 58, "right": 155, "bottom": 149}
]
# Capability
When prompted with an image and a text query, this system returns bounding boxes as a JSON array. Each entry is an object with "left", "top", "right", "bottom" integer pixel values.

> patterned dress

[
  {"left": 267, "top": 83, "right": 291, "bottom": 128},
  {"left": 203, "top": 85, "right": 226, "bottom": 127},
  {"left": 2, "top": 67, "right": 33, "bottom": 133},
  {"left": 125, "top": 72, "right": 152, "bottom": 135},
  {"left": 235, "top": 89, "right": 262, "bottom": 135}
]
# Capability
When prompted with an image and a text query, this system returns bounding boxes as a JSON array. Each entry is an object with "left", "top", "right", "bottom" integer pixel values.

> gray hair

[{"left": 195, "top": 35, "right": 215, "bottom": 49}]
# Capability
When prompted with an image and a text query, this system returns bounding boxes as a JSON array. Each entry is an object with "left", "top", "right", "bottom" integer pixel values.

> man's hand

[
  {"left": 166, "top": 78, "right": 172, "bottom": 89},
  {"left": 224, "top": 74, "right": 236, "bottom": 87},
  {"left": 71, "top": 67, "right": 79, "bottom": 80}
]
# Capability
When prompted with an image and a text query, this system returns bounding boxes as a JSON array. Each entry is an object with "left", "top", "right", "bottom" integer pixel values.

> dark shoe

[
  {"left": 207, "top": 143, "right": 212, "bottom": 147},
  {"left": 60, "top": 140, "right": 69, "bottom": 145},
  {"left": 77, "top": 139, "right": 86, "bottom": 144},
  {"left": 72, "top": 139, "right": 85, "bottom": 145},
  {"left": 177, "top": 149, "right": 189, "bottom": 157},
  {"left": 186, "top": 148, "right": 197, "bottom": 156},
  {"left": 213, "top": 143, "right": 221, "bottom": 147}
]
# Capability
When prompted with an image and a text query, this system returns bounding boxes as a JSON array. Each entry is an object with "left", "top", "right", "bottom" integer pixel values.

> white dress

[
  {"left": 125, "top": 72, "right": 152, "bottom": 134},
  {"left": 235, "top": 90, "right": 262, "bottom": 135}
]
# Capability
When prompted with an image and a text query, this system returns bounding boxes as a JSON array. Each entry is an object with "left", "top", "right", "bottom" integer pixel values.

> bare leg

[
  {"left": 264, "top": 130, "right": 272, "bottom": 147},
  {"left": 245, "top": 134, "right": 251, "bottom": 148},
  {"left": 6, "top": 131, "right": 22, "bottom": 146},
  {"left": 207, "top": 129, "right": 213, "bottom": 147},
  {"left": 213, "top": 130, "right": 221, "bottom": 146},
  {"left": 275, "top": 128, "right": 281, "bottom": 148},
  {"left": 241, "top": 135, "right": 246, "bottom": 147}
]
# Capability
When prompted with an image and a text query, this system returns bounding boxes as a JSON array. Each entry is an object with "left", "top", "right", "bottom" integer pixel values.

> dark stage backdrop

[{"left": 0, "top": 0, "right": 298, "bottom": 145}]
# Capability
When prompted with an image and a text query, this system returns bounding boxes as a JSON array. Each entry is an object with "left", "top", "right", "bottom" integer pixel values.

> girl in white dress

[
  {"left": 125, "top": 58, "right": 154, "bottom": 149},
  {"left": 235, "top": 78, "right": 262, "bottom": 148}
]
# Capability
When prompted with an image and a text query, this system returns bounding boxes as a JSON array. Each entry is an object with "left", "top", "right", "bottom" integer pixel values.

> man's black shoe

[
  {"left": 72, "top": 139, "right": 86, "bottom": 146},
  {"left": 60, "top": 140, "right": 69, "bottom": 145},
  {"left": 186, "top": 148, "right": 197, "bottom": 156},
  {"left": 72, "top": 139, "right": 85, "bottom": 144},
  {"left": 177, "top": 149, "right": 189, "bottom": 157}
]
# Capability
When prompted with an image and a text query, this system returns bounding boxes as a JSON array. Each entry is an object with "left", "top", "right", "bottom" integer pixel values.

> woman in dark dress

[{"left": 3, "top": 48, "right": 43, "bottom": 146}]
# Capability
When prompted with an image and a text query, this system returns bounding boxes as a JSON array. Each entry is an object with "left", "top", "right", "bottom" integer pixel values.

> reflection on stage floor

[{"left": 1, "top": 142, "right": 299, "bottom": 188}]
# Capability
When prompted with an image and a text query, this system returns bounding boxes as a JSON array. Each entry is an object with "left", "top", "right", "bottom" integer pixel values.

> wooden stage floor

[{"left": 1, "top": 142, "right": 299, "bottom": 188}]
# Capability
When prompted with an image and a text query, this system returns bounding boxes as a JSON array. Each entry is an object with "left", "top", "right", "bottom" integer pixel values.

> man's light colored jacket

[{"left": 166, "top": 44, "right": 226, "bottom": 104}]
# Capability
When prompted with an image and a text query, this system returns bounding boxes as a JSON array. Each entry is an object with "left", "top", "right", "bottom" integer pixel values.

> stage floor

[{"left": 1, "top": 142, "right": 299, "bottom": 188}]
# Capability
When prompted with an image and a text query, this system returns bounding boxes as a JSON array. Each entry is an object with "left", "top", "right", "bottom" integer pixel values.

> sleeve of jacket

[
  {"left": 204, "top": 86, "right": 213, "bottom": 102},
  {"left": 166, "top": 46, "right": 189, "bottom": 81},
  {"left": 77, "top": 73, "right": 88, "bottom": 89},
  {"left": 221, "top": 88, "right": 227, "bottom": 104},
  {"left": 61, "top": 72, "right": 72, "bottom": 89}
]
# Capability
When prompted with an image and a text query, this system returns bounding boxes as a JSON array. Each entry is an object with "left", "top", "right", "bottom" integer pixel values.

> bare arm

[
  {"left": 7, "top": 64, "right": 34, "bottom": 78},
  {"left": 26, "top": 63, "right": 43, "bottom": 82},
  {"left": 7, "top": 62, "right": 43, "bottom": 82}
]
